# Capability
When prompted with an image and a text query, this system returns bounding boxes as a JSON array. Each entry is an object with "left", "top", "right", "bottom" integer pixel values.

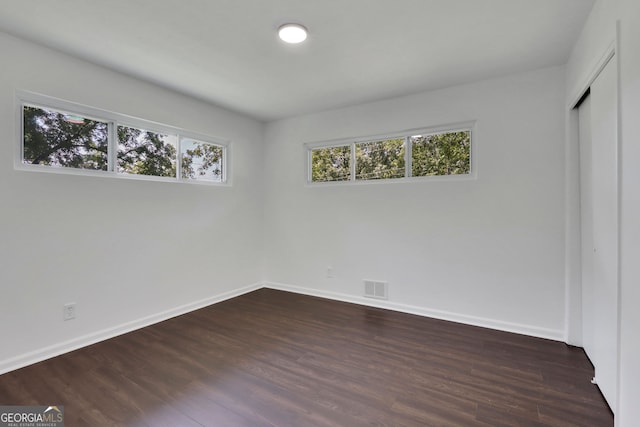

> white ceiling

[{"left": 0, "top": 0, "right": 594, "bottom": 122}]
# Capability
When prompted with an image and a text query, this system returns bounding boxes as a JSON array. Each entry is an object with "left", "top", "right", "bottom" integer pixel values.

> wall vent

[{"left": 364, "top": 280, "right": 388, "bottom": 300}]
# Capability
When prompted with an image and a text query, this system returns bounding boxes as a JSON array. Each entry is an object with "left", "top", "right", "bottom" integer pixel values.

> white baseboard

[
  {"left": 0, "top": 282, "right": 263, "bottom": 375},
  {"left": 264, "top": 281, "right": 564, "bottom": 342},
  {"left": 0, "top": 280, "right": 565, "bottom": 375}
]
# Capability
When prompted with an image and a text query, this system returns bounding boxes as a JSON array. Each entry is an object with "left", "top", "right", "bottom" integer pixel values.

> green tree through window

[
  {"left": 309, "top": 128, "right": 471, "bottom": 183},
  {"left": 355, "top": 138, "right": 405, "bottom": 180},
  {"left": 311, "top": 146, "right": 351, "bottom": 182},
  {"left": 23, "top": 106, "right": 108, "bottom": 170},
  {"left": 411, "top": 131, "right": 470, "bottom": 177},
  {"left": 181, "top": 139, "right": 223, "bottom": 182},
  {"left": 117, "top": 126, "right": 177, "bottom": 178},
  {"left": 23, "top": 104, "right": 226, "bottom": 182}
]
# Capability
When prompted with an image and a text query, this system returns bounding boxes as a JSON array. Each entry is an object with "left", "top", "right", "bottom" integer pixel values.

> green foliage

[
  {"left": 355, "top": 138, "right": 405, "bottom": 180},
  {"left": 411, "top": 131, "right": 470, "bottom": 176},
  {"left": 181, "top": 142, "right": 223, "bottom": 180},
  {"left": 23, "top": 106, "right": 224, "bottom": 181},
  {"left": 117, "top": 126, "right": 176, "bottom": 178},
  {"left": 25, "top": 105, "right": 469, "bottom": 183},
  {"left": 23, "top": 106, "right": 108, "bottom": 170},
  {"left": 311, "top": 146, "right": 351, "bottom": 182},
  {"left": 311, "top": 131, "right": 470, "bottom": 183}
]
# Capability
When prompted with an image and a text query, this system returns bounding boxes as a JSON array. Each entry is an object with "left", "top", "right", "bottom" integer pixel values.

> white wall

[
  {"left": 0, "top": 32, "right": 265, "bottom": 373},
  {"left": 566, "top": 0, "right": 621, "bottom": 105},
  {"left": 618, "top": 0, "right": 640, "bottom": 423},
  {"left": 263, "top": 66, "right": 567, "bottom": 340},
  {"left": 566, "top": 0, "right": 640, "bottom": 424}
]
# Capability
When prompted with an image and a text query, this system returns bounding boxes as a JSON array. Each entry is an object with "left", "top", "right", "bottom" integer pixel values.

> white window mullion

[
  {"left": 350, "top": 142, "right": 356, "bottom": 181},
  {"left": 405, "top": 136, "right": 412, "bottom": 178},
  {"left": 176, "top": 136, "right": 183, "bottom": 181},
  {"left": 221, "top": 145, "right": 228, "bottom": 183},
  {"left": 307, "top": 146, "right": 313, "bottom": 183},
  {"left": 108, "top": 121, "right": 117, "bottom": 173}
]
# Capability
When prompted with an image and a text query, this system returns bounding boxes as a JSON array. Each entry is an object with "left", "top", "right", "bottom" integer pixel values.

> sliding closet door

[
  {"left": 579, "top": 95, "right": 595, "bottom": 359},
  {"left": 579, "top": 56, "right": 619, "bottom": 412}
]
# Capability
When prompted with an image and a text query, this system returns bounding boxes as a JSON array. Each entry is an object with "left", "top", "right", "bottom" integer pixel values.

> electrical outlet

[
  {"left": 63, "top": 303, "right": 76, "bottom": 321},
  {"left": 326, "top": 266, "right": 333, "bottom": 278}
]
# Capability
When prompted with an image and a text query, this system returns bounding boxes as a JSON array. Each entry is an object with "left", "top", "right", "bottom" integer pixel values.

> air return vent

[{"left": 364, "top": 280, "right": 388, "bottom": 300}]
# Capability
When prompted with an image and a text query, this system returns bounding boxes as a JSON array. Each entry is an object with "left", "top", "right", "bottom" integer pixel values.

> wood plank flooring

[{"left": 0, "top": 289, "right": 613, "bottom": 426}]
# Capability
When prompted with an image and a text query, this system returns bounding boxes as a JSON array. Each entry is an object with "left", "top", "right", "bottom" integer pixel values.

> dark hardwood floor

[{"left": 0, "top": 289, "right": 612, "bottom": 426}]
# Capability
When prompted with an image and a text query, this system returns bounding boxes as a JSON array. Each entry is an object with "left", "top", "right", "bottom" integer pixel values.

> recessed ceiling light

[{"left": 278, "top": 23, "right": 308, "bottom": 44}]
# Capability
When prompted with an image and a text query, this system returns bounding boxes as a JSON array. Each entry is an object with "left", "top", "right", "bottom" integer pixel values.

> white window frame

[
  {"left": 16, "top": 90, "right": 230, "bottom": 185},
  {"left": 305, "top": 121, "right": 477, "bottom": 185}
]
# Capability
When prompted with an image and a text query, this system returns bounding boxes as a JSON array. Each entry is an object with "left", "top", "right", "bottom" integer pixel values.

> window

[
  {"left": 180, "top": 138, "right": 224, "bottom": 183},
  {"left": 23, "top": 106, "right": 109, "bottom": 171},
  {"left": 117, "top": 125, "right": 177, "bottom": 178},
  {"left": 355, "top": 138, "right": 405, "bottom": 181},
  {"left": 311, "top": 145, "right": 351, "bottom": 182},
  {"left": 411, "top": 131, "right": 470, "bottom": 177},
  {"left": 19, "top": 93, "right": 228, "bottom": 184},
  {"left": 307, "top": 124, "right": 473, "bottom": 184}
]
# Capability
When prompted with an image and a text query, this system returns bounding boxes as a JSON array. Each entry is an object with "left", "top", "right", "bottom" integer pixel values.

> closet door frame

[{"left": 565, "top": 37, "right": 621, "bottom": 415}]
